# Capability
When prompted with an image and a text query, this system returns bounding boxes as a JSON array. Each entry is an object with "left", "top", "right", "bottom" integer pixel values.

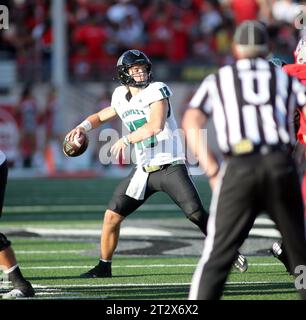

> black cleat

[
  {"left": 233, "top": 252, "right": 248, "bottom": 273},
  {"left": 270, "top": 241, "right": 292, "bottom": 274},
  {"left": 80, "top": 261, "right": 112, "bottom": 278},
  {"left": 2, "top": 280, "right": 35, "bottom": 299}
]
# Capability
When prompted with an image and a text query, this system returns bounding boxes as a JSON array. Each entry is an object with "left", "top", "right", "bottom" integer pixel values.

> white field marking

[
  {"left": 32, "top": 284, "right": 49, "bottom": 288},
  {"left": 225, "top": 281, "right": 292, "bottom": 285},
  {"left": 29, "top": 280, "right": 292, "bottom": 289},
  {"left": 33, "top": 294, "right": 109, "bottom": 300},
  {"left": 6, "top": 224, "right": 281, "bottom": 239},
  {"left": 22, "top": 264, "right": 196, "bottom": 270},
  {"left": 34, "top": 296, "right": 109, "bottom": 300},
  {"left": 253, "top": 217, "right": 276, "bottom": 226},
  {"left": 249, "top": 228, "right": 281, "bottom": 238},
  {"left": 24, "top": 225, "right": 278, "bottom": 238},
  {"left": 3, "top": 204, "right": 178, "bottom": 213},
  {"left": 32, "top": 287, "right": 59, "bottom": 290},
  {"left": 35, "top": 292, "right": 79, "bottom": 296},
  {"left": 15, "top": 250, "right": 86, "bottom": 254},
  {"left": 248, "top": 263, "right": 281, "bottom": 266},
  {"left": 36, "top": 283, "right": 191, "bottom": 288},
  {"left": 35, "top": 292, "right": 71, "bottom": 296},
  {"left": 21, "top": 262, "right": 281, "bottom": 270},
  {"left": 24, "top": 227, "right": 172, "bottom": 237}
]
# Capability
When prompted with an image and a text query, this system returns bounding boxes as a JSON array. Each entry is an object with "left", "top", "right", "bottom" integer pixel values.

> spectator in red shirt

[
  {"left": 145, "top": 12, "right": 171, "bottom": 60},
  {"left": 228, "top": 0, "right": 259, "bottom": 25},
  {"left": 166, "top": 17, "right": 188, "bottom": 62},
  {"left": 72, "top": 17, "right": 108, "bottom": 64}
]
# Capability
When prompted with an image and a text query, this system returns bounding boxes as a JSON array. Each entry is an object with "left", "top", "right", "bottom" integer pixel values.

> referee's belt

[
  {"left": 229, "top": 140, "right": 290, "bottom": 157},
  {"left": 142, "top": 160, "right": 185, "bottom": 173}
]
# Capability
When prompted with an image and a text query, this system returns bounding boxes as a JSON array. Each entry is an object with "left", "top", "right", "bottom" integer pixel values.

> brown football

[{"left": 63, "top": 132, "right": 89, "bottom": 157}]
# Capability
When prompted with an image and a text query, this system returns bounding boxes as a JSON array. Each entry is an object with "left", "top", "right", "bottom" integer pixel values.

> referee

[{"left": 184, "top": 20, "right": 306, "bottom": 300}]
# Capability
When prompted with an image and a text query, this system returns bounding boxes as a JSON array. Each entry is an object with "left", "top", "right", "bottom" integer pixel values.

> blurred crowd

[
  {"left": 7, "top": 83, "right": 114, "bottom": 171},
  {"left": 0, "top": 0, "right": 305, "bottom": 81},
  {"left": 0, "top": 0, "right": 305, "bottom": 172},
  {"left": 11, "top": 84, "right": 62, "bottom": 169}
]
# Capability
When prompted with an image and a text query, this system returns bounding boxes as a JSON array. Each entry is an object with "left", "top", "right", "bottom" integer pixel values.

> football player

[
  {"left": 66, "top": 49, "right": 248, "bottom": 278},
  {"left": 0, "top": 150, "right": 35, "bottom": 298},
  {"left": 270, "top": 37, "right": 306, "bottom": 272}
]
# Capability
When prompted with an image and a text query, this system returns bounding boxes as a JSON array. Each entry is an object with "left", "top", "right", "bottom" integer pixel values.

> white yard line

[
  {"left": 31, "top": 280, "right": 291, "bottom": 289},
  {"left": 21, "top": 263, "right": 281, "bottom": 270},
  {"left": 226, "top": 280, "right": 292, "bottom": 285},
  {"left": 24, "top": 226, "right": 172, "bottom": 237},
  {"left": 249, "top": 228, "right": 281, "bottom": 238}
]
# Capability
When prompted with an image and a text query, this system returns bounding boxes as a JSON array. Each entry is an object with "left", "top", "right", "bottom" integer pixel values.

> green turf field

[
  {"left": 0, "top": 177, "right": 300, "bottom": 300},
  {"left": 0, "top": 239, "right": 298, "bottom": 300}
]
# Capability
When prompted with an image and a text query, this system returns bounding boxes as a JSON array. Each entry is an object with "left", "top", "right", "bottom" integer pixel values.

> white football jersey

[{"left": 111, "top": 82, "right": 185, "bottom": 166}]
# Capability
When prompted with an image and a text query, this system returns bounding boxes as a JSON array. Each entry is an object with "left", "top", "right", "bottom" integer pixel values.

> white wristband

[{"left": 77, "top": 120, "right": 92, "bottom": 132}]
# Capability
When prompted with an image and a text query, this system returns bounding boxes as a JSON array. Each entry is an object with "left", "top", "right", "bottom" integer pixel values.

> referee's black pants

[{"left": 189, "top": 151, "right": 306, "bottom": 300}]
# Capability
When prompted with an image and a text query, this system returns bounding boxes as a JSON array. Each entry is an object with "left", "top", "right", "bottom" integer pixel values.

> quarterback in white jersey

[
  {"left": 111, "top": 81, "right": 185, "bottom": 167},
  {"left": 66, "top": 49, "right": 247, "bottom": 278}
]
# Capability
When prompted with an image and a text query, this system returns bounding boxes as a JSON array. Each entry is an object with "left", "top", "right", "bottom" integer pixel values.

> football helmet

[
  {"left": 294, "top": 36, "right": 306, "bottom": 64},
  {"left": 116, "top": 49, "right": 152, "bottom": 88}
]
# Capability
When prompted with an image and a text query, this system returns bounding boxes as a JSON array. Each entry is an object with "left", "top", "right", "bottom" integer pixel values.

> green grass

[
  {"left": 0, "top": 177, "right": 300, "bottom": 300},
  {"left": 1, "top": 177, "right": 211, "bottom": 226},
  {"left": 0, "top": 237, "right": 298, "bottom": 300}
]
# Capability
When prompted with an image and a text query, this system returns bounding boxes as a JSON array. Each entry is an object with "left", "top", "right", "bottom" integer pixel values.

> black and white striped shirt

[{"left": 189, "top": 58, "right": 306, "bottom": 154}]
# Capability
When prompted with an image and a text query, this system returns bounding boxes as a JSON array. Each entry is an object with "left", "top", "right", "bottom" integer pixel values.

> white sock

[
  {"left": 3, "top": 264, "right": 18, "bottom": 274},
  {"left": 100, "top": 259, "right": 112, "bottom": 263}
]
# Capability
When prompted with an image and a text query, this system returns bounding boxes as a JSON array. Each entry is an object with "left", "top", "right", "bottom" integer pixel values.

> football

[{"left": 63, "top": 132, "right": 89, "bottom": 157}]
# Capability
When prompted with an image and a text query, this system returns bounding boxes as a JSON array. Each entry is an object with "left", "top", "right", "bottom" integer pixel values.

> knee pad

[
  {"left": 187, "top": 210, "right": 208, "bottom": 236},
  {"left": 0, "top": 233, "right": 11, "bottom": 251}
]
